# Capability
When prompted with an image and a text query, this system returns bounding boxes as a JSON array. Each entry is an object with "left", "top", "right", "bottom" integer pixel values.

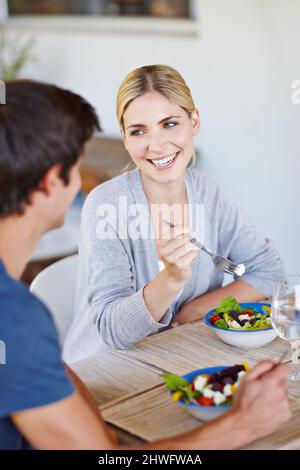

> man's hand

[{"left": 232, "top": 360, "right": 291, "bottom": 439}]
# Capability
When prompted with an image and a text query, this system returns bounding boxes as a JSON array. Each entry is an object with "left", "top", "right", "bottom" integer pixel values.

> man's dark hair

[{"left": 0, "top": 80, "right": 100, "bottom": 216}]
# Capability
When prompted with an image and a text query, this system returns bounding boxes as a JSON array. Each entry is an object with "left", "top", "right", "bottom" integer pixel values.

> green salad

[
  {"left": 162, "top": 363, "right": 251, "bottom": 407},
  {"left": 209, "top": 296, "right": 272, "bottom": 330}
]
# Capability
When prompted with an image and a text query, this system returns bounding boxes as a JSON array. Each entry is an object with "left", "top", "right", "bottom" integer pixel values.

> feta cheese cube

[
  {"left": 203, "top": 387, "right": 215, "bottom": 398},
  {"left": 230, "top": 320, "right": 241, "bottom": 328},
  {"left": 238, "top": 370, "right": 246, "bottom": 380},
  {"left": 194, "top": 375, "right": 208, "bottom": 392},
  {"left": 239, "top": 314, "right": 250, "bottom": 321},
  {"left": 223, "top": 384, "right": 232, "bottom": 397},
  {"left": 235, "top": 263, "right": 246, "bottom": 276},
  {"left": 236, "top": 370, "right": 246, "bottom": 386},
  {"left": 213, "top": 392, "right": 226, "bottom": 405}
]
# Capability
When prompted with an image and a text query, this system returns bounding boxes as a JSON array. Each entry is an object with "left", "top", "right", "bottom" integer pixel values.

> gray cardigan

[{"left": 63, "top": 168, "right": 284, "bottom": 363}]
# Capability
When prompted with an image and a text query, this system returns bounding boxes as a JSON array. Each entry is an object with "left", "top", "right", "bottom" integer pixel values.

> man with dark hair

[
  {"left": 0, "top": 80, "right": 99, "bottom": 218},
  {"left": 0, "top": 81, "right": 291, "bottom": 450}
]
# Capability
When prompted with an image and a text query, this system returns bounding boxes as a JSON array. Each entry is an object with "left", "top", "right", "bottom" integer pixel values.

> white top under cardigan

[{"left": 157, "top": 260, "right": 183, "bottom": 316}]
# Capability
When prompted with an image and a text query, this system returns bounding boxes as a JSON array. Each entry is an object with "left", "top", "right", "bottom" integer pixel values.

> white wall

[{"left": 5, "top": 0, "right": 300, "bottom": 272}]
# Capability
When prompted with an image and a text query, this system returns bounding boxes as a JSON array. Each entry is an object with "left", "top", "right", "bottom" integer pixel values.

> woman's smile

[{"left": 146, "top": 151, "right": 180, "bottom": 170}]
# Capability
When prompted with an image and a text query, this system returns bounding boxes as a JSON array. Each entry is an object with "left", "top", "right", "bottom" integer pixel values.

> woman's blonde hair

[
  {"left": 117, "top": 64, "right": 197, "bottom": 168},
  {"left": 117, "top": 64, "right": 196, "bottom": 129}
]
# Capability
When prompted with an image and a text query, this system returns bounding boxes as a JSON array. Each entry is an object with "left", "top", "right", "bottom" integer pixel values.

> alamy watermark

[
  {"left": 0, "top": 340, "right": 6, "bottom": 365},
  {"left": 0, "top": 80, "right": 6, "bottom": 104},
  {"left": 95, "top": 198, "right": 205, "bottom": 242},
  {"left": 291, "top": 80, "right": 300, "bottom": 104}
]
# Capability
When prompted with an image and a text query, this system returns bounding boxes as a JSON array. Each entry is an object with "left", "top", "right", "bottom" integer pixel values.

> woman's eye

[
  {"left": 130, "top": 129, "right": 145, "bottom": 136},
  {"left": 164, "top": 121, "right": 177, "bottom": 129}
]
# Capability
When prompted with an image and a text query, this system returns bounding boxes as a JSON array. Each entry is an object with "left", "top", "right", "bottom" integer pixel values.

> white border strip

[{"left": 5, "top": 15, "right": 198, "bottom": 37}]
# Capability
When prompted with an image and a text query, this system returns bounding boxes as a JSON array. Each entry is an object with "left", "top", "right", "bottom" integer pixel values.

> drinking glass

[{"left": 271, "top": 275, "right": 300, "bottom": 382}]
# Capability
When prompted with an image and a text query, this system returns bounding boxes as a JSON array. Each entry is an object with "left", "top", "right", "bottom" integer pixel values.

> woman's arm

[
  {"left": 77, "top": 189, "right": 197, "bottom": 350},
  {"left": 176, "top": 279, "right": 265, "bottom": 323}
]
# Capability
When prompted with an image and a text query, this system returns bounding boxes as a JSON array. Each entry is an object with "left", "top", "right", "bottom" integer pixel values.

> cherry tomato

[
  {"left": 244, "top": 311, "right": 254, "bottom": 316},
  {"left": 197, "top": 396, "right": 214, "bottom": 406},
  {"left": 211, "top": 315, "right": 220, "bottom": 324}
]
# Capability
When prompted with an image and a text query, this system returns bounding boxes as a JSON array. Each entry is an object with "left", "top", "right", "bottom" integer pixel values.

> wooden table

[{"left": 71, "top": 322, "right": 300, "bottom": 449}]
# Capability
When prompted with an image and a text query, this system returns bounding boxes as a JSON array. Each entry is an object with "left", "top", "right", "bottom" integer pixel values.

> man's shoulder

[
  {"left": 1, "top": 272, "right": 45, "bottom": 310},
  {"left": 0, "top": 273, "right": 53, "bottom": 337}
]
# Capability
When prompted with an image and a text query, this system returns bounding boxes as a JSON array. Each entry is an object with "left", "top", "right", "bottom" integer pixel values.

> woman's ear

[
  {"left": 120, "top": 126, "right": 129, "bottom": 152},
  {"left": 191, "top": 109, "right": 200, "bottom": 136}
]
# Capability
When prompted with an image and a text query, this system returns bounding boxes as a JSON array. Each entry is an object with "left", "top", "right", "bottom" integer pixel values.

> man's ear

[
  {"left": 191, "top": 109, "right": 200, "bottom": 136},
  {"left": 38, "top": 164, "right": 63, "bottom": 196}
]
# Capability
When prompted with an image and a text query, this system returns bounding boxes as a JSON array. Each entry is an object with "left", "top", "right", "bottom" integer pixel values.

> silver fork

[{"left": 163, "top": 219, "right": 246, "bottom": 277}]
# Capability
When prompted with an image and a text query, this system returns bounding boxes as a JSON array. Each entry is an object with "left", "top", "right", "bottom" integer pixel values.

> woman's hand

[
  {"left": 143, "top": 223, "right": 199, "bottom": 323},
  {"left": 157, "top": 224, "right": 199, "bottom": 287},
  {"left": 232, "top": 360, "right": 291, "bottom": 439}
]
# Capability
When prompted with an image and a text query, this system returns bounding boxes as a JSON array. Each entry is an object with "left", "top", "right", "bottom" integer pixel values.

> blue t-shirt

[{"left": 0, "top": 260, "right": 75, "bottom": 450}]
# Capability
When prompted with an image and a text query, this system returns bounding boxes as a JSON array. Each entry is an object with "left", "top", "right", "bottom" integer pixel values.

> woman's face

[{"left": 122, "top": 91, "right": 200, "bottom": 185}]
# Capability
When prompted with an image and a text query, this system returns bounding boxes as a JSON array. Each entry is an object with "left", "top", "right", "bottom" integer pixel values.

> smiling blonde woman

[{"left": 64, "top": 65, "right": 285, "bottom": 363}]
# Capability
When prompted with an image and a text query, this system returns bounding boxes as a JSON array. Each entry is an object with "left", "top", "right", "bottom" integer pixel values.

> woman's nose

[{"left": 147, "top": 131, "right": 165, "bottom": 154}]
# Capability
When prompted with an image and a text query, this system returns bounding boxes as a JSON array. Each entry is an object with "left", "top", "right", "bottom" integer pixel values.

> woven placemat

[
  {"left": 101, "top": 383, "right": 300, "bottom": 449},
  {"left": 112, "top": 322, "right": 288, "bottom": 376},
  {"left": 101, "top": 384, "right": 200, "bottom": 442},
  {"left": 71, "top": 351, "right": 162, "bottom": 405}
]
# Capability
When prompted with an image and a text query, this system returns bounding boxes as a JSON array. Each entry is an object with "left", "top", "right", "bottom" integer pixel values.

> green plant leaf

[{"left": 0, "top": 31, "right": 36, "bottom": 80}]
